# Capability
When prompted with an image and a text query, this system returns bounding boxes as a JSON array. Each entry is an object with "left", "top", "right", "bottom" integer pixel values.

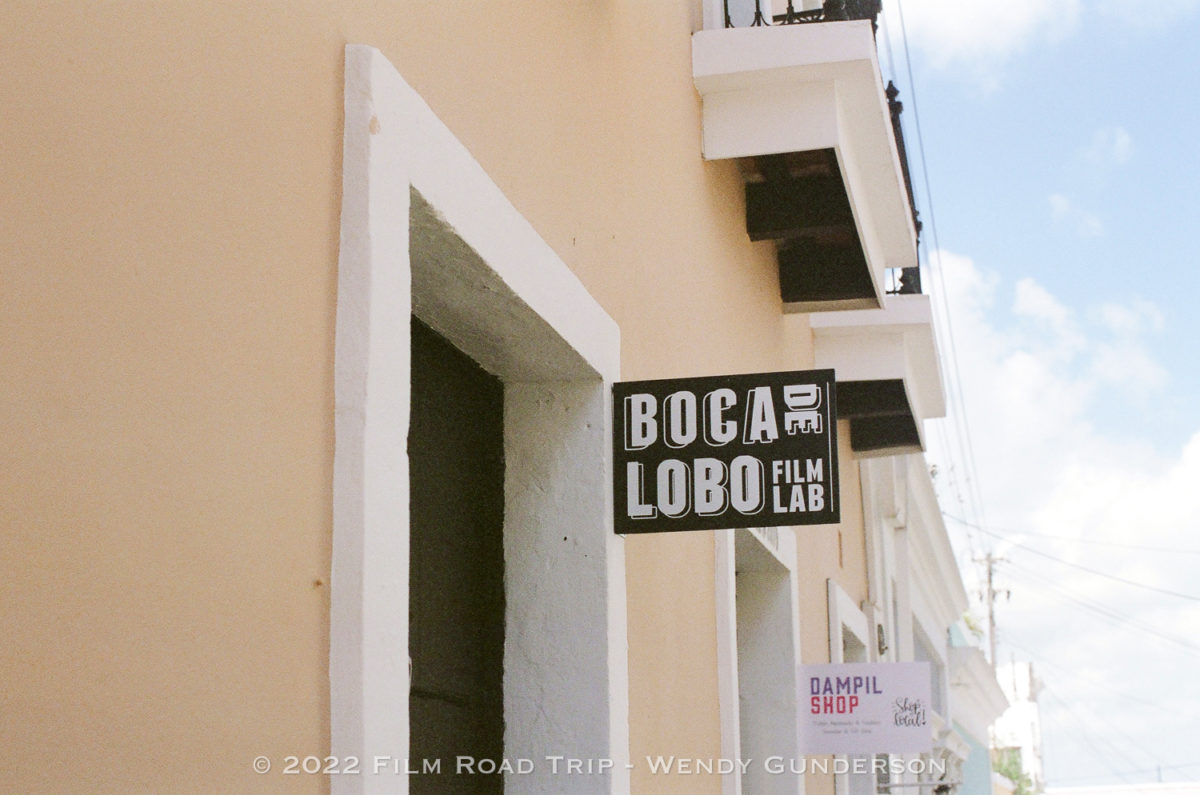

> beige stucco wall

[
  {"left": 2, "top": 5, "right": 342, "bottom": 793},
  {"left": 2, "top": 2, "right": 828, "bottom": 792}
]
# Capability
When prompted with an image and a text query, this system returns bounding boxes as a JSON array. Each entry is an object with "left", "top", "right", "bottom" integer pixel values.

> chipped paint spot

[{"left": 368, "top": 115, "right": 380, "bottom": 134}]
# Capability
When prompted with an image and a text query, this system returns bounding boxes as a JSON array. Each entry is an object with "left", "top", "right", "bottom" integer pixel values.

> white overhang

[
  {"left": 950, "top": 646, "right": 1010, "bottom": 742},
  {"left": 810, "top": 292, "right": 945, "bottom": 455},
  {"left": 907, "top": 454, "right": 969, "bottom": 630},
  {"left": 692, "top": 21, "right": 918, "bottom": 307}
]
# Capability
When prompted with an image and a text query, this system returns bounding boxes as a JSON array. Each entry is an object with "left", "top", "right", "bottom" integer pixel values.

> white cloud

[
  {"left": 926, "top": 249, "right": 1196, "bottom": 783},
  {"left": 1086, "top": 300, "right": 1169, "bottom": 399},
  {"left": 883, "top": 0, "right": 1199, "bottom": 78},
  {"left": 1080, "top": 126, "right": 1134, "bottom": 167},
  {"left": 1012, "top": 277, "right": 1087, "bottom": 357},
  {"left": 1049, "top": 192, "right": 1105, "bottom": 238},
  {"left": 881, "top": 0, "right": 1082, "bottom": 72},
  {"left": 1013, "top": 278, "right": 1071, "bottom": 327},
  {"left": 1093, "top": 299, "right": 1164, "bottom": 337},
  {"left": 1088, "top": 339, "right": 1169, "bottom": 399},
  {"left": 1095, "top": 0, "right": 1200, "bottom": 29},
  {"left": 930, "top": 250, "right": 1171, "bottom": 510}
]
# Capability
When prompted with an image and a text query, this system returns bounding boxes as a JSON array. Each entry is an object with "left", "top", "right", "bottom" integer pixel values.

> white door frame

[{"left": 332, "top": 45, "right": 629, "bottom": 794}]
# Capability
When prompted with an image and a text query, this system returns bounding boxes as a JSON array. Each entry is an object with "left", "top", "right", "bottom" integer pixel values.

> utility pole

[{"left": 976, "top": 552, "right": 1008, "bottom": 670}]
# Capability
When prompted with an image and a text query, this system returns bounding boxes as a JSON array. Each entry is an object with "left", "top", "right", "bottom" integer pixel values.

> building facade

[
  {"left": 994, "top": 661, "right": 1047, "bottom": 795},
  {"left": 2, "top": 1, "right": 1004, "bottom": 792}
]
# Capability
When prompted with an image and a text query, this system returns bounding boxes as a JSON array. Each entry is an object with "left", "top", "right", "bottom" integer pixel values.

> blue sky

[
  {"left": 906, "top": 4, "right": 1200, "bottom": 452},
  {"left": 876, "top": 0, "right": 1200, "bottom": 786}
]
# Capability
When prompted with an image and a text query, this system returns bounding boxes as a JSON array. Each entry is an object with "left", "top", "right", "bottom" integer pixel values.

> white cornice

[
  {"left": 950, "top": 646, "right": 1009, "bottom": 741},
  {"left": 906, "top": 455, "right": 968, "bottom": 630}
]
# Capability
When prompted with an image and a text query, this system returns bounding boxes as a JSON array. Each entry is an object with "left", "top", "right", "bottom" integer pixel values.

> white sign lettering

[{"left": 613, "top": 370, "right": 838, "bottom": 534}]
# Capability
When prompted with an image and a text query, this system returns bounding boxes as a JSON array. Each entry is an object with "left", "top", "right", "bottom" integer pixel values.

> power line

[
  {"left": 1039, "top": 685, "right": 1139, "bottom": 783},
  {"left": 1000, "top": 563, "right": 1200, "bottom": 656},
  {"left": 902, "top": 11, "right": 989, "bottom": 533},
  {"left": 886, "top": 1, "right": 991, "bottom": 540},
  {"left": 1001, "top": 636, "right": 1193, "bottom": 784},
  {"left": 944, "top": 513, "right": 1200, "bottom": 556},
  {"left": 1038, "top": 680, "right": 1188, "bottom": 788},
  {"left": 1041, "top": 685, "right": 1160, "bottom": 784},
  {"left": 999, "top": 635, "right": 1178, "bottom": 717},
  {"left": 1054, "top": 762, "right": 1200, "bottom": 785},
  {"left": 928, "top": 403, "right": 981, "bottom": 563},
  {"left": 980, "top": 523, "right": 1200, "bottom": 601},
  {"left": 944, "top": 514, "right": 1200, "bottom": 601}
]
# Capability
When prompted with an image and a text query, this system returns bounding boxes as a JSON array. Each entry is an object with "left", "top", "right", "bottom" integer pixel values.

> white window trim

[
  {"left": 715, "top": 530, "right": 744, "bottom": 795},
  {"left": 826, "top": 578, "right": 871, "bottom": 664},
  {"left": 827, "top": 579, "right": 875, "bottom": 795},
  {"left": 716, "top": 528, "right": 803, "bottom": 795},
  {"left": 332, "top": 45, "right": 628, "bottom": 794}
]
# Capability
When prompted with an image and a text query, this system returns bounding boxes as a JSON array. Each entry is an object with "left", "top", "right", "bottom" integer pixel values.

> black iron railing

[
  {"left": 886, "top": 80, "right": 922, "bottom": 247},
  {"left": 723, "top": 0, "right": 882, "bottom": 28},
  {"left": 723, "top": 0, "right": 924, "bottom": 295},
  {"left": 886, "top": 266, "right": 922, "bottom": 295}
]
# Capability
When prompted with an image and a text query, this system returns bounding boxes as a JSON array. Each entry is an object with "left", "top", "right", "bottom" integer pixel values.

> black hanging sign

[{"left": 612, "top": 369, "right": 839, "bottom": 534}]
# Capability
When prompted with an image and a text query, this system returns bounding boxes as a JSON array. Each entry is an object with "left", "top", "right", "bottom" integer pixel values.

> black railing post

[
  {"left": 898, "top": 266, "right": 922, "bottom": 295},
  {"left": 770, "top": 0, "right": 880, "bottom": 25},
  {"left": 848, "top": 0, "right": 882, "bottom": 27},
  {"left": 823, "top": 0, "right": 848, "bottom": 20},
  {"left": 726, "top": 0, "right": 769, "bottom": 27},
  {"left": 752, "top": 0, "right": 768, "bottom": 26},
  {"left": 886, "top": 81, "right": 922, "bottom": 246},
  {"left": 886, "top": 267, "right": 923, "bottom": 295}
]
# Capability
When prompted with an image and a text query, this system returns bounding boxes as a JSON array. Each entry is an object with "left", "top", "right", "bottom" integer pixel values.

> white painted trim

[
  {"left": 905, "top": 456, "right": 968, "bottom": 629},
  {"left": 746, "top": 525, "right": 797, "bottom": 573},
  {"left": 788, "top": 533, "right": 808, "bottom": 795},
  {"left": 718, "top": 528, "right": 806, "bottom": 795},
  {"left": 715, "top": 530, "right": 744, "bottom": 795},
  {"left": 333, "top": 45, "right": 628, "bottom": 793},
  {"left": 893, "top": 525, "right": 913, "bottom": 662},
  {"left": 948, "top": 646, "right": 1008, "bottom": 742},
  {"left": 826, "top": 579, "right": 874, "bottom": 795},
  {"left": 911, "top": 609, "right": 949, "bottom": 734},
  {"left": 912, "top": 609, "right": 948, "bottom": 671},
  {"left": 735, "top": 530, "right": 803, "bottom": 795},
  {"left": 332, "top": 45, "right": 414, "bottom": 780},
  {"left": 810, "top": 295, "right": 946, "bottom": 421},
  {"left": 826, "top": 579, "right": 869, "bottom": 663},
  {"left": 859, "top": 456, "right": 905, "bottom": 663},
  {"left": 859, "top": 460, "right": 885, "bottom": 663}
]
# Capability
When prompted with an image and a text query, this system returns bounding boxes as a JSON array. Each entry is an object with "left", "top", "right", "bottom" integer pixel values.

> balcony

[
  {"left": 692, "top": 0, "right": 920, "bottom": 313},
  {"left": 810, "top": 291, "right": 944, "bottom": 456}
]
